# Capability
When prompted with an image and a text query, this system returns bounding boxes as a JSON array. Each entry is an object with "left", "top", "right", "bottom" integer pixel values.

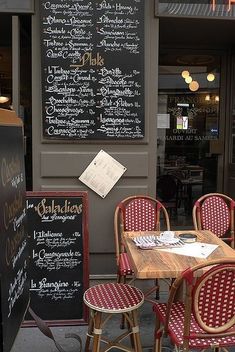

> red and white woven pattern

[
  {"left": 119, "top": 253, "right": 134, "bottom": 275},
  {"left": 201, "top": 196, "right": 230, "bottom": 237},
  {"left": 124, "top": 199, "right": 157, "bottom": 231},
  {"left": 84, "top": 283, "right": 144, "bottom": 313},
  {"left": 195, "top": 268, "right": 235, "bottom": 328},
  {"left": 154, "top": 302, "right": 235, "bottom": 348}
]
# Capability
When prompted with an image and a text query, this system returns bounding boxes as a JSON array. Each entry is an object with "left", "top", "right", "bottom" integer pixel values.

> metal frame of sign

[{"left": 24, "top": 191, "right": 89, "bottom": 326}]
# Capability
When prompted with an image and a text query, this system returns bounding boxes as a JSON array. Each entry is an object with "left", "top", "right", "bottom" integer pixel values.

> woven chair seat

[
  {"left": 154, "top": 301, "right": 235, "bottom": 348},
  {"left": 119, "top": 253, "right": 134, "bottom": 276},
  {"left": 84, "top": 283, "right": 144, "bottom": 313}
]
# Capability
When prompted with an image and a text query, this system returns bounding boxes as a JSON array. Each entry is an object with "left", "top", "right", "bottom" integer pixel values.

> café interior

[{"left": 156, "top": 55, "right": 219, "bottom": 228}]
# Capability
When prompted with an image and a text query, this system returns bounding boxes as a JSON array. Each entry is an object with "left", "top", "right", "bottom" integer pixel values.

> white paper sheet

[
  {"left": 79, "top": 150, "right": 126, "bottom": 198},
  {"left": 158, "top": 242, "right": 219, "bottom": 259},
  {"left": 157, "top": 113, "right": 170, "bottom": 129}
]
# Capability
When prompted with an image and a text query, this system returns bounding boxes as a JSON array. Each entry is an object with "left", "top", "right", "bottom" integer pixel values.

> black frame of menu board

[
  {"left": 40, "top": 0, "right": 145, "bottom": 140},
  {"left": 24, "top": 191, "right": 89, "bottom": 326}
]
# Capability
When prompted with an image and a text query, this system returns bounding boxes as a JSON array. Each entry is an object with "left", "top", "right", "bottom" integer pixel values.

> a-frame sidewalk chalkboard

[
  {"left": 0, "top": 108, "right": 30, "bottom": 352},
  {"left": 24, "top": 191, "right": 89, "bottom": 326}
]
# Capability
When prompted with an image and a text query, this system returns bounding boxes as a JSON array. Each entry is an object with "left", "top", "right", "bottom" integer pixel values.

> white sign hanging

[{"left": 79, "top": 150, "right": 127, "bottom": 198}]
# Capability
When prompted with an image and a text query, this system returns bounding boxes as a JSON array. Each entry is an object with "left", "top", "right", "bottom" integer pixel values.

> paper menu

[
  {"left": 158, "top": 242, "right": 219, "bottom": 259},
  {"left": 79, "top": 150, "right": 126, "bottom": 198}
]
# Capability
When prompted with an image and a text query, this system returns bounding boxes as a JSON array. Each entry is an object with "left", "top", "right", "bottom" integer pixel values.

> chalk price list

[
  {"left": 27, "top": 197, "right": 84, "bottom": 304},
  {"left": 0, "top": 152, "right": 28, "bottom": 319},
  {"left": 41, "top": 0, "right": 144, "bottom": 139}
]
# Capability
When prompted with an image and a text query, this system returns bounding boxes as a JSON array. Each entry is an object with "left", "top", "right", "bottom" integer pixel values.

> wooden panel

[
  {"left": 0, "top": 0, "right": 34, "bottom": 12},
  {"left": 31, "top": 0, "right": 158, "bottom": 277},
  {"left": 40, "top": 151, "right": 149, "bottom": 177}
]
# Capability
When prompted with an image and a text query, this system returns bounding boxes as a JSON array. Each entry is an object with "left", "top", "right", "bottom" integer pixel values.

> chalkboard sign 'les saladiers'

[
  {"left": 25, "top": 192, "right": 89, "bottom": 326},
  {"left": 40, "top": 0, "right": 145, "bottom": 140},
  {"left": 0, "top": 109, "right": 29, "bottom": 352}
]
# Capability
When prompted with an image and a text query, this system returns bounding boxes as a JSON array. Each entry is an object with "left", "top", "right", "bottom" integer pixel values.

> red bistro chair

[
  {"left": 114, "top": 195, "right": 171, "bottom": 285},
  {"left": 153, "top": 258, "right": 235, "bottom": 352},
  {"left": 193, "top": 193, "right": 235, "bottom": 248}
]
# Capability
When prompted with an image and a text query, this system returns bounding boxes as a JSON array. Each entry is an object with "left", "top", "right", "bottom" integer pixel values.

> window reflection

[{"left": 157, "top": 54, "right": 220, "bottom": 224}]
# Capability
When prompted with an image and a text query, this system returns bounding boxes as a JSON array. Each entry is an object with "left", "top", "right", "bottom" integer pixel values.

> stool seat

[
  {"left": 84, "top": 283, "right": 144, "bottom": 313},
  {"left": 83, "top": 283, "right": 144, "bottom": 352}
]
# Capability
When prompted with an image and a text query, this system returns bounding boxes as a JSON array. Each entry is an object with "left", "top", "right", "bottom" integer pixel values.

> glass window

[{"left": 157, "top": 53, "right": 221, "bottom": 226}]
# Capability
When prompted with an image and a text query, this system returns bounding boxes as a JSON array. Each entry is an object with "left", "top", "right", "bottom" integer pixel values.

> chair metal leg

[
  {"left": 85, "top": 310, "right": 95, "bottom": 352},
  {"left": 130, "top": 309, "right": 142, "bottom": 352},
  {"left": 154, "top": 314, "right": 162, "bottom": 352},
  {"left": 92, "top": 311, "right": 102, "bottom": 352},
  {"left": 118, "top": 273, "right": 127, "bottom": 329}
]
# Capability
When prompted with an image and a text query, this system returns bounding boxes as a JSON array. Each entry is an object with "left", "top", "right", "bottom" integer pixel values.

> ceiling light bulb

[
  {"left": 205, "top": 94, "right": 210, "bottom": 101},
  {"left": 189, "top": 81, "right": 199, "bottom": 92},
  {"left": 215, "top": 95, "right": 219, "bottom": 102},
  {"left": 207, "top": 73, "right": 215, "bottom": 82},
  {"left": 181, "top": 70, "right": 190, "bottom": 78},
  {"left": 185, "top": 76, "right": 192, "bottom": 84}
]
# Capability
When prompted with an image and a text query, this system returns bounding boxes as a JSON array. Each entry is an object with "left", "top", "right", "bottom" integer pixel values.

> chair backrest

[
  {"left": 165, "top": 258, "right": 235, "bottom": 350},
  {"left": 192, "top": 193, "right": 235, "bottom": 248},
  {"left": 114, "top": 195, "right": 170, "bottom": 264}
]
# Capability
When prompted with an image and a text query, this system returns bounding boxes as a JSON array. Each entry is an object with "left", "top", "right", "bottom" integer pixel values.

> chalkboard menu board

[
  {"left": 0, "top": 109, "right": 29, "bottom": 352},
  {"left": 25, "top": 192, "right": 89, "bottom": 325},
  {"left": 40, "top": 0, "right": 145, "bottom": 140}
]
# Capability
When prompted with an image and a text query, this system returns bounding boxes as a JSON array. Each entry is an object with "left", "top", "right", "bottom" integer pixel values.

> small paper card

[
  {"left": 158, "top": 242, "right": 219, "bottom": 259},
  {"left": 79, "top": 150, "right": 126, "bottom": 198}
]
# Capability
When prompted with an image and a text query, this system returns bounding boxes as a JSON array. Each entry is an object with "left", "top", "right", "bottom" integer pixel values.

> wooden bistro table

[
  {"left": 123, "top": 230, "right": 235, "bottom": 280},
  {"left": 123, "top": 230, "right": 235, "bottom": 350}
]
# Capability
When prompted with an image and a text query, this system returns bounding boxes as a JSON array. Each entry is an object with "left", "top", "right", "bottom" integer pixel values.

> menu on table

[{"left": 40, "top": 0, "right": 145, "bottom": 139}]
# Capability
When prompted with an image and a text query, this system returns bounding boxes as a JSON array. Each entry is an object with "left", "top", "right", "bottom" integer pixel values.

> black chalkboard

[
  {"left": 40, "top": 0, "right": 145, "bottom": 140},
  {"left": 25, "top": 192, "right": 89, "bottom": 326},
  {"left": 0, "top": 109, "right": 29, "bottom": 352}
]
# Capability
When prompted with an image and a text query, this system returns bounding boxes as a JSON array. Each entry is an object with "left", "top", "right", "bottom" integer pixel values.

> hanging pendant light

[
  {"left": 185, "top": 76, "right": 192, "bottom": 84},
  {"left": 207, "top": 73, "right": 215, "bottom": 82},
  {"left": 189, "top": 81, "right": 199, "bottom": 92},
  {"left": 0, "top": 95, "right": 9, "bottom": 104},
  {"left": 181, "top": 70, "right": 190, "bottom": 78},
  {"left": 0, "top": 85, "right": 10, "bottom": 104}
]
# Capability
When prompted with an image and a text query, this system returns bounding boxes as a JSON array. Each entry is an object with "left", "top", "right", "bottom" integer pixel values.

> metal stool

[{"left": 83, "top": 283, "right": 144, "bottom": 352}]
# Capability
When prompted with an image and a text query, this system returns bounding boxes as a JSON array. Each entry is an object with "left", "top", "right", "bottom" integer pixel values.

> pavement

[
  {"left": 10, "top": 279, "right": 235, "bottom": 352},
  {"left": 11, "top": 279, "right": 162, "bottom": 352}
]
